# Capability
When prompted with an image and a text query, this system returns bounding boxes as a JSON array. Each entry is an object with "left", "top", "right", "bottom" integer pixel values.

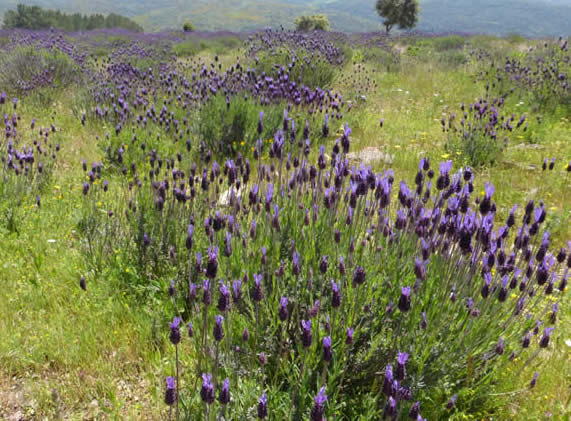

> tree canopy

[
  {"left": 375, "top": 0, "right": 419, "bottom": 33},
  {"left": 2, "top": 4, "right": 143, "bottom": 32}
]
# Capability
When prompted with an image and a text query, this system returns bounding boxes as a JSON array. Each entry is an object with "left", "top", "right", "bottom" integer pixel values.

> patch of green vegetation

[
  {"left": 172, "top": 36, "right": 242, "bottom": 57},
  {"left": 0, "top": 32, "right": 568, "bottom": 420}
]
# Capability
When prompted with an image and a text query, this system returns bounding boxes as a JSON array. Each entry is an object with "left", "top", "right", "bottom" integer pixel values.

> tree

[
  {"left": 295, "top": 15, "right": 330, "bottom": 31},
  {"left": 375, "top": 0, "right": 419, "bottom": 34},
  {"left": 2, "top": 4, "right": 143, "bottom": 32},
  {"left": 183, "top": 21, "right": 195, "bottom": 32}
]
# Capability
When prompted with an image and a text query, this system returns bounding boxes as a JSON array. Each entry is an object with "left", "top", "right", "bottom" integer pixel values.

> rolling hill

[{"left": 1, "top": 0, "right": 570, "bottom": 36}]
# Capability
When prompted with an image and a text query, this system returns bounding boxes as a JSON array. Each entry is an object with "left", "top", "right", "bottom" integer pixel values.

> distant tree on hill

[
  {"left": 2, "top": 4, "right": 143, "bottom": 32},
  {"left": 295, "top": 15, "right": 330, "bottom": 31},
  {"left": 375, "top": 0, "right": 419, "bottom": 34},
  {"left": 183, "top": 21, "right": 195, "bottom": 32}
]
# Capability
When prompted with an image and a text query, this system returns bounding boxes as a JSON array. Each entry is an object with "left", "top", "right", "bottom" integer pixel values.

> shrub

[
  {"left": 0, "top": 104, "right": 61, "bottom": 232},
  {"left": 183, "top": 21, "right": 196, "bottom": 32},
  {"left": 431, "top": 35, "right": 466, "bottom": 52},
  {"left": 295, "top": 15, "right": 330, "bottom": 31},
  {"left": 0, "top": 46, "right": 82, "bottom": 95},
  {"left": 443, "top": 96, "right": 526, "bottom": 167},
  {"left": 254, "top": 47, "right": 337, "bottom": 90},
  {"left": 173, "top": 36, "right": 242, "bottom": 57},
  {"left": 197, "top": 95, "right": 285, "bottom": 157},
  {"left": 474, "top": 39, "right": 570, "bottom": 109},
  {"left": 77, "top": 112, "right": 566, "bottom": 419}
]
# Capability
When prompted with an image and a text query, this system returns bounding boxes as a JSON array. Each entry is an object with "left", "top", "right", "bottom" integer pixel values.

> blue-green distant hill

[{"left": 1, "top": 0, "right": 570, "bottom": 36}]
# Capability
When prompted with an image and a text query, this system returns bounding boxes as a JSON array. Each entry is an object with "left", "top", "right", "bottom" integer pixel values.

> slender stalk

[
  {"left": 290, "top": 349, "right": 308, "bottom": 419},
  {"left": 253, "top": 302, "right": 259, "bottom": 377},
  {"left": 175, "top": 344, "right": 180, "bottom": 421},
  {"left": 214, "top": 342, "right": 220, "bottom": 393},
  {"left": 320, "top": 360, "right": 329, "bottom": 387}
]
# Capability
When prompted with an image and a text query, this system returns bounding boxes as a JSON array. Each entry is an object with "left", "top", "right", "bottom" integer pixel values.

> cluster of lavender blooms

[
  {"left": 75, "top": 95, "right": 567, "bottom": 417},
  {"left": 0, "top": 29, "right": 91, "bottom": 93},
  {"left": 443, "top": 96, "right": 527, "bottom": 166},
  {"left": 0, "top": 94, "right": 60, "bottom": 210},
  {"left": 245, "top": 28, "right": 346, "bottom": 66},
  {"left": 475, "top": 38, "right": 569, "bottom": 105}
]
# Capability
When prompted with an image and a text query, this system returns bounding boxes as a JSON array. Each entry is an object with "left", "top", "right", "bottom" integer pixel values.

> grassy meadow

[{"left": 0, "top": 30, "right": 569, "bottom": 420}]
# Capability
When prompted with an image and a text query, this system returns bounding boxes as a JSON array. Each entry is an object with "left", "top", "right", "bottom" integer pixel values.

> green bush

[
  {"left": 0, "top": 46, "right": 82, "bottom": 96},
  {"left": 197, "top": 95, "right": 285, "bottom": 156},
  {"left": 173, "top": 36, "right": 242, "bottom": 57},
  {"left": 183, "top": 21, "right": 196, "bottom": 32},
  {"left": 254, "top": 47, "right": 337, "bottom": 90},
  {"left": 431, "top": 35, "right": 466, "bottom": 52},
  {"left": 295, "top": 14, "right": 330, "bottom": 31}
]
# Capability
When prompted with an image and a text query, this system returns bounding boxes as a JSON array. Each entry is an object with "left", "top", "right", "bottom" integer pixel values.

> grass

[{"left": 0, "top": 33, "right": 569, "bottom": 419}]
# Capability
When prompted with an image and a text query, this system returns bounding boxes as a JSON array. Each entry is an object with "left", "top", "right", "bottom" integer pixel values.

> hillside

[{"left": 1, "top": 0, "right": 570, "bottom": 36}]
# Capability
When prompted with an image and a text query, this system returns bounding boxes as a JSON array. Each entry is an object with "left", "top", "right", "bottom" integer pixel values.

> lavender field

[{"left": 0, "top": 27, "right": 569, "bottom": 420}]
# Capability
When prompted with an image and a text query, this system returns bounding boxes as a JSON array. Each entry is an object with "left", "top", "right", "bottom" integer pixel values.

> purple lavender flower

[
  {"left": 203, "top": 279, "right": 211, "bottom": 305},
  {"left": 253, "top": 273, "right": 263, "bottom": 302},
  {"left": 214, "top": 315, "right": 224, "bottom": 342},
  {"left": 446, "top": 394, "right": 458, "bottom": 409},
  {"left": 257, "top": 392, "right": 268, "bottom": 419},
  {"left": 409, "top": 401, "right": 420, "bottom": 419},
  {"left": 200, "top": 373, "right": 215, "bottom": 404},
  {"left": 169, "top": 317, "right": 181, "bottom": 345},
  {"left": 498, "top": 275, "right": 509, "bottom": 302},
  {"left": 398, "top": 287, "right": 411, "bottom": 312},
  {"left": 396, "top": 352, "right": 408, "bottom": 380},
  {"left": 164, "top": 376, "right": 176, "bottom": 406},
  {"left": 187, "top": 322, "right": 194, "bottom": 338},
  {"left": 420, "top": 312, "right": 427, "bottom": 330},
  {"left": 168, "top": 280, "right": 175, "bottom": 297},
  {"left": 322, "top": 114, "right": 329, "bottom": 138},
  {"left": 323, "top": 336, "right": 332, "bottom": 362},
  {"left": 320, "top": 255, "right": 329, "bottom": 274},
  {"left": 218, "top": 282, "right": 230, "bottom": 312},
  {"left": 232, "top": 279, "right": 243, "bottom": 303},
  {"left": 301, "top": 319, "right": 312, "bottom": 348},
  {"left": 143, "top": 232, "right": 150, "bottom": 248},
  {"left": 242, "top": 328, "right": 250, "bottom": 342},
  {"left": 495, "top": 338, "right": 505, "bottom": 355},
  {"left": 219, "top": 378, "right": 230, "bottom": 405},
  {"left": 279, "top": 296, "right": 288, "bottom": 321},
  {"left": 338, "top": 256, "right": 346, "bottom": 275},
  {"left": 80, "top": 275, "right": 86, "bottom": 291},
  {"left": 292, "top": 251, "right": 301, "bottom": 276},
  {"left": 385, "top": 396, "right": 397, "bottom": 418},
  {"left": 206, "top": 246, "right": 218, "bottom": 279},
  {"left": 346, "top": 327, "right": 354, "bottom": 345},
  {"left": 479, "top": 183, "right": 494, "bottom": 215},
  {"left": 539, "top": 327, "right": 554, "bottom": 348},
  {"left": 522, "top": 330, "right": 531, "bottom": 348},
  {"left": 436, "top": 161, "right": 452, "bottom": 190},
  {"left": 530, "top": 372, "right": 539, "bottom": 389},
  {"left": 310, "top": 387, "right": 327, "bottom": 421},
  {"left": 481, "top": 272, "right": 491, "bottom": 299},
  {"left": 353, "top": 266, "right": 366, "bottom": 287},
  {"left": 550, "top": 303, "right": 559, "bottom": 324},
  {"left": 331, "top": 280, "right": 341, "bottom": 308},
  {"left": 383, "top": 364, "right": 394, "bottom": 396},
  {"left": 308, "top": 300, "right": 320, "bottom": 318}
]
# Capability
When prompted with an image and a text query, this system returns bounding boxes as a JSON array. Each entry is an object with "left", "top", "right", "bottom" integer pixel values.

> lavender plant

[
  {"left": 76, "top": 106, "right": 566, "bottom": 418},
  {"left": 0, "top": 98, "right": 61, "bottom": 232},
  {"left": 443, "top": 96, "right": 526, "bottom": 166}
]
